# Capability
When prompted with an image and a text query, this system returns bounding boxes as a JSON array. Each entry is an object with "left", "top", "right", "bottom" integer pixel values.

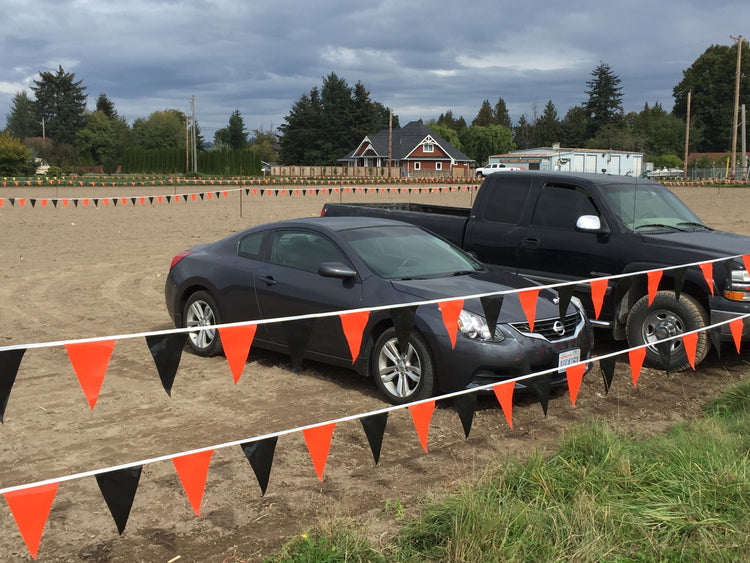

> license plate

[{"left": 558, "top": 349, "right": 580, "bottom": 372}]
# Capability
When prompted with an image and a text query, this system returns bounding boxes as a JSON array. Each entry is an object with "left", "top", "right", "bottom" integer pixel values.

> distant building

[
  {"left": 489, "top": 144, "right": 643, "bottom": 176},
  {"left": 340, "top": 121, "right": 473, "bottom": 177}
]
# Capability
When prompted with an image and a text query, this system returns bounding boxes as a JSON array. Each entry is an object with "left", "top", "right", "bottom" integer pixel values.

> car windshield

[
  {"left": 600, "top": 182, "right": 707, "bottom": 232},
  {"left": 341, "top": 225, "right": 484, "bottom": 279}
]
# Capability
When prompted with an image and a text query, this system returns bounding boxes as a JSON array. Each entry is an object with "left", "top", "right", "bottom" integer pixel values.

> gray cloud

[{"left": 1, "top": 0, "right": 745, "bottom": 138}]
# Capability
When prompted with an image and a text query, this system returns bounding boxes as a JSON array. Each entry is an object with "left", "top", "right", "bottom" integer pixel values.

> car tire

[
  {"left": 371, "top": 327, "right": 435, "bottom": 404},
  {"left": 625, "top": 291, "right": 709, "bottom": 371},
  {"left": 183, "top": 290, "right": 223, "bottom": 357},
  {"left": 476, "top": 172, "right": 484, "bottom": 178}
]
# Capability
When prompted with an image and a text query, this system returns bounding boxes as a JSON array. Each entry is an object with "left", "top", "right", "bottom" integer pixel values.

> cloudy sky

[{"left": 0, "top": 0, "right": 745, "bottom": 140}]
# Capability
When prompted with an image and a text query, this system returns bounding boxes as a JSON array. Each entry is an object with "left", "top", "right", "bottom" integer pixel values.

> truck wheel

[
  {"left": 476, "top": 172, "right": 484, "bottom": 178},
  {"left": 625, "top": 291, "right": 709, "bottom": 371},
  {"left": 371, "top": 328, "right": 435, "bottom": 404}
]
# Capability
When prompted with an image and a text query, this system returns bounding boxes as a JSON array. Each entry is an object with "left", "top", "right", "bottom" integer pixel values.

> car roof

[
  {"left": 249, "top": 216, "right": 414, "bottom": 233},
  {"left": 483, "top": 170, "right": 661, "bottom": 188}
]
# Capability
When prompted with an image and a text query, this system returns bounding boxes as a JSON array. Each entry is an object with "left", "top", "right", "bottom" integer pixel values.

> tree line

[{"left": 1, "top": 42, "right": 748, "bottom": 177}]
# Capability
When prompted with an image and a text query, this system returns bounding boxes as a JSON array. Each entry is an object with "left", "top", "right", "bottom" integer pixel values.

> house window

[
  {"left": 423, "top": 143, "right": 434, "bottom": 153},
  {"left": 414, "top": 162, "right": 421, "bottom": 171},
  {"left": 436, "top": 162, "right": 442, "bottom": 171}
]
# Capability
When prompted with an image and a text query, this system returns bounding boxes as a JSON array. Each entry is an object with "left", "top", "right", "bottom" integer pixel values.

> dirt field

[{"left": 1, "top": 182, "right": 749, "bottom": 562}]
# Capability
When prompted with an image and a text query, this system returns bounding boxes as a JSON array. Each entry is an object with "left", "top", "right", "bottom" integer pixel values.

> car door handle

[
  {"left": 521, "top": 237, "right": 540, "bottom": 248},
  {"left": 260, "top": 275, "right": 277, "bottom": 286}
]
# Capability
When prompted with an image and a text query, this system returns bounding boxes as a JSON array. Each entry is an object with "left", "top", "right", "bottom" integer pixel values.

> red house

[{"left": 339, "top": 121, "right": 473, "bottom": 177}]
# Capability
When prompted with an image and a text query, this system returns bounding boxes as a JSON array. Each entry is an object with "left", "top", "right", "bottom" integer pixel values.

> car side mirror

[
  {"left": 318, "top": 261, "right": 357, "bottom": 279},
  {"left": 576, "top": 215, "right": 609, "bottom": 234}
]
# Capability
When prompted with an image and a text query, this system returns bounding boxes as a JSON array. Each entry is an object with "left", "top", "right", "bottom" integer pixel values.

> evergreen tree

[
  {"left": 95, "top": 93, "right": 117, "bottom": 120},
  {"left": 5, "top": 91, "right": 40, "bottom": 139},
  {"left": 584, "top": 62, "right": 624, "bottom": 138},
  {"left": 437, "top": 110, "right": 466, "bottom": 131},
  {"left": 492, "top": 98, "right": 512, "bottom": 129},
  {"left": 279, "top": 89, "right": 324, "bottom": 164},
  {"left": 31, "top": 65, "right": 88, "bottom": 145},
  {"left": 225, "top": 110, "right": 248, "bottom": 149},
  {"left": 560, "top": 106, "right": 589, "bottom": 147},
  {"left": 673, "top": 43, "right": 750, "bottom": 152},
  {"left": 533, "top": 101, "right": 561, "bottom": 147},
  {"left": 513, "top": 115, "right": 534, "bottom": 149},
  {"left": 472, "top": 100, "right": 494, "bottom": 127}
]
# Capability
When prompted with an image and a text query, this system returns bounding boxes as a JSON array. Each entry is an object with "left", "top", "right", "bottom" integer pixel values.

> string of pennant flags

[
  {"left": 0, "top": 185, "right": 476, "bottom": 210},
  {"left": 1, "top": 254, "right": 749, "bottom": 559}
]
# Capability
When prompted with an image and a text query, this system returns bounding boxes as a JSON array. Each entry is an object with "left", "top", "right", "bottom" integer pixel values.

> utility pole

[
  {"left": 41, "top": 117, "right": 45, "bottom": 139},
  {"left": 185, "top": 117, "right": 190, "bottom": 173},
  {"left": 742, "top": 104, "right": 748, "bottom": 180},
  {"left": 683, "top": 91, "right": 691, "bottom": 178},
  {"left": 388, "top": 110, "right": 393, "bottom": 177},
  {"left": 729, "top": 35, "right": 746, "bottom": 180},
  {"left": 190, "top": 96, "right": 198, "bottom": 173}
]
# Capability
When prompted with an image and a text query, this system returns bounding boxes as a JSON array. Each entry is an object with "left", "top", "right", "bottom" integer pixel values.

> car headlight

[
  {"left": 457, "top": 310, "right": 503, "bottom": 341},
  {"left": 724, "top": 267, "right": 750, "bottom": 302}
]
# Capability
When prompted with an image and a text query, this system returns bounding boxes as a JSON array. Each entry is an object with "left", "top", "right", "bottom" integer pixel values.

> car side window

[
  {"left": 238, "top": 231, "right": 265, "bottom": 259},
  {"left": 480, "top": 180, "right": 530, "bottom": 223},
  {"left": 271, "top": 230, "right": 350, "bottom": 273},
  {"left": 531, "top": 183, "right": 598, "bottom": 229}
]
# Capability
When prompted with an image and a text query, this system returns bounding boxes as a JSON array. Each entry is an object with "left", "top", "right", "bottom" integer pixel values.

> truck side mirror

[{"left": 576, "top": 215, "right": 609, "bottom": 234}]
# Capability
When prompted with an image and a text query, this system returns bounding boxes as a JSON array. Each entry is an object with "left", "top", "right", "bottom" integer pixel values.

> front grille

[{"left": 508, "top": 311, "right": 581, "bottom": 341}]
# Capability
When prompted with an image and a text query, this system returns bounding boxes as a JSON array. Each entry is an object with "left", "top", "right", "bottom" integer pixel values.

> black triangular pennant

[
  {"left": 73, "top": 199, "right": 79, "bottom": 207},
  {"left": 30, "top": 198, "right": 37, "bottom": 208},
  {"left": 130, "top": 197, "right": 137, "bottom": 205},
  {"left": 613, "top": 276, "right": 633, "bottom": 307},
  {"left": 709, "top": 329, "right": 722, "bottom": 359},
  {"left": 199, "top": 193, "right": 205, "bottom": 201},
  {"left": 0, "top": 348, "right": 26, "bottom": 423},
  {"left": 145, "top": 333, "right": 187, "bottom": 396},
  {"left": 673, "top": 267, "right": 686, "bottom": 301},
  {"left": 556, "top": 285, "right": 574, "bottom": 322},
  {"left": 480, "top": 295, "right": 503, "bottom": 338},
  {"left": 391, "top": 306, "right": 417, "bottom": 352},
  {"left": 360, "top": 412, "right": 388, "bottom": 464},
  {"left": 52, "top": 199, "right": 59, "bottom": 208},
  {"left": 148, "top": 196, "right": 154, "bottom": 204},
  {"left": 656, "top": 341, "right": 672, "bottom": 374},
  {"left": 92, "top": 198, "right": 99, "bottom": 207},
  {"left": 599, "top": 355, "right": 617, "bottom": 395},
  {"left": 182, "top": 194, "right": 189, "bottom": 202},
  {"left": 282, "top": 318, "right": 315, "bottom": 374},
  {"left": 8, "top": 198, "right": 15, "bottom": 206},
  {"left": 166, "top": 195, "right": 172, "bottom": 203},
  {"left": 527, "top": 375, "right": 550, "bottom": 417},
  {"left": 95, "top": 466, "right": 142, "bottom": 535},
  {"left": 453, "top": 393, "right": 477, "bottom": 438},
  {"left": 241, "top": 436, "right": 278, "bottom": 496}
]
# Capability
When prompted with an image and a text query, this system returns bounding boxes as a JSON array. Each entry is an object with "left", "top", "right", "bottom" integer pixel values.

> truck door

[
  {"left": 516, "top": 181, "right": 620, "bottom": 319},
  {"left": 462, "top": 176, "right": 532, "bottom": 271}
]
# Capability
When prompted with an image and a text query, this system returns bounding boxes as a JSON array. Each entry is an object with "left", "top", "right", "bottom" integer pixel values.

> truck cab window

[
  {"left": 480, "top": 180, "right": 530, "bottom": 223},
  {"left": 532, "top": 184, "right": 598, "bottom": 229}
]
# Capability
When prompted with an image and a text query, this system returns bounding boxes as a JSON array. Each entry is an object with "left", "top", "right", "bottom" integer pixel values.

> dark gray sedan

[{"left": 165, "top": 217, "right": 593, "bottom": 404}]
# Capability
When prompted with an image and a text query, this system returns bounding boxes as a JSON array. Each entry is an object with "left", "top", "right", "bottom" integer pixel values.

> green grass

[{"left": 264, "top": 377, "right": 750, "bottom": 562}]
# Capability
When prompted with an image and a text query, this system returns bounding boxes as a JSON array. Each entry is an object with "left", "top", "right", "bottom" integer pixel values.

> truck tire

[
  {"left": 476, "top": 172, "right": 484, "bottom": 178},
  {"left": 625, "top": 291, "right": 709, "bottom": 371}
]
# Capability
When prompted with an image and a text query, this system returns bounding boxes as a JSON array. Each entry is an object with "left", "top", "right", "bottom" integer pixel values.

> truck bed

[{"left": 322, "top": 202, "right": 470, "bottom": 246}]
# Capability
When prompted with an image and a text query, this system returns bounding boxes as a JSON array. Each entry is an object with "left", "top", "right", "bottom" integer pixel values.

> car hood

[
  {"left": 642, "top": 229, "right": 750, "bottom": 260},
  {"left": 389, "top": 273, "right": 562, "bottom": 322}
]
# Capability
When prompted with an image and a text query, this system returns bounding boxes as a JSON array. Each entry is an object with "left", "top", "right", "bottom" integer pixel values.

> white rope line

[
  {"left": 1, "top": 311, "right": 746, "bottom": 496},
  {"left": 0, "top": 252, "right": 746, "bottom": 353}
]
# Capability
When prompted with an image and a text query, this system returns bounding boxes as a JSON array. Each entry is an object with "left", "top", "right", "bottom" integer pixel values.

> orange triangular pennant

[
  {"left": 437, "top": 300, "right": 463, "bottom": 348},
  {"left": 628, "top": 347, "right": 646, "bottom": 386},
  {"left": 589, "top": 279, "right": 608, "bottom": 320},
  {"left": 408, "top": 400, "right": 435, "bottom": 453},
  {"left": 698, "top": 262, "right": 714, "bottom": 295},
  {"left": 682, "top": 331, "right": 698, "bottom": 369},
  {"left": 65, "top": 340, "right": 116, "bottom": 409},
  {"left": 172, "top": 450, "right": 213, "bottom": 516},
  {"left": 647, "top": 270, "right": 662, "bottom": 305},
  {"left": 339, "top": 311, "right": 370, "bottom": 363},
  {"left": 565, "top": 363, "right": 587, "bottom": 406},
  {"left": 3, "top": 482, "right": 58, "bottom": 559},
  {"left": 303, "top": 422, "right": 336, "bottom": 481},
  {"left": 518, "top": 289, "right": 539, "bottom": 333},
  {"left": 743, "top": 255, "right": 750, "bottom": 275},
  {"left": 492, "top": 381, "right": 514, "bottom": 429},
  {"left": 217, "top": 324, "right": 257, "bottom": 383},
  {"left": 730, "top": 318, "right": 744, "bottom": 353}
]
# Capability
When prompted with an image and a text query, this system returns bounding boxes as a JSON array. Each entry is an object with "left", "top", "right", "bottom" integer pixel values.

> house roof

[{"left": 342, "top": 121, "right": 472, "bottom": 163}]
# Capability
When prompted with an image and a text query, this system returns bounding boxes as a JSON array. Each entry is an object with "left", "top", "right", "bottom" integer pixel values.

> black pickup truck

[{"left": 322, "top": 171, "right": 750, "bottom": 370}]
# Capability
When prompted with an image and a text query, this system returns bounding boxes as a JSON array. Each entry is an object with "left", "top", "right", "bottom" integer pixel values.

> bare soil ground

[{"left": 1, "top": 182, "right": 749, "bottom": 562}]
